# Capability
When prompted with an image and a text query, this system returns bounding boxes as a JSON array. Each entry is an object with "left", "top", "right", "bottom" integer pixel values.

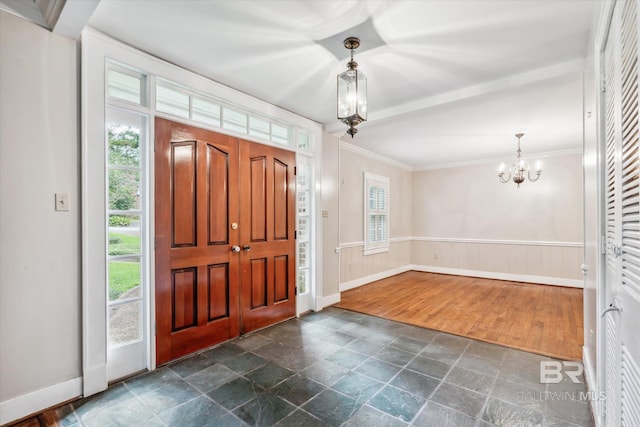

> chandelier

[
  {"left": 337, "top": 37, "right": 367, "bottom": 138},
  {"left": 498, "top": 133, "right": 542, "bottom": 188}
]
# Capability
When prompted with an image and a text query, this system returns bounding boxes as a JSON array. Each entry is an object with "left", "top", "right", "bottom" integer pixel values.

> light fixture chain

[{"left": 337, "top": 36, "right": 367, "bottom": 138}]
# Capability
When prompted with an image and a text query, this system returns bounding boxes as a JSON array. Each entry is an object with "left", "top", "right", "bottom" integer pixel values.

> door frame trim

[{"left": 82, "top": 29, "right": 323, "bottom": 396}]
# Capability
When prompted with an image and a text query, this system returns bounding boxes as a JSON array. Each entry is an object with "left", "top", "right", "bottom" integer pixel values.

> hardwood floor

[
  {"left": 335, "top": 271, "right": 583, "bottom": 360},
  {"left": 7, "top": 410, "right": 59, "bottom": 427}
]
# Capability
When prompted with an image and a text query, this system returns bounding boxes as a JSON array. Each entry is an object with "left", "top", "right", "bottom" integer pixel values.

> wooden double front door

[{"left": 155, "top": 118, "right": 296, "bottom": 364}]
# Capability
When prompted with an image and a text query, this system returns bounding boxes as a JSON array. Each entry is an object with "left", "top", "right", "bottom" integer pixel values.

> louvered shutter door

[
  {"left": 620, "top": 1, "right": 640, "bottom": 426},
  {"left": 604, "top": 8, "right": 622, "bottom": 423},
  {"left": 620, "top": 0, "right": 640, "bottom": 302},
  {"left": 603, "top": 1, "right": 640, "bottom": 426}
]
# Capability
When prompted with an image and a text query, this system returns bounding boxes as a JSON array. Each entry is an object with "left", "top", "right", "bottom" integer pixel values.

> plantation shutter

[{"left": 364, "top": 172, "right": 390, "bottom": 254}]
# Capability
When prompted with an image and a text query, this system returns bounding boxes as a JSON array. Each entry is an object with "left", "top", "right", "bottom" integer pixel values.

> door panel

[
  {"left": 250, "top": 157, "right": 267, "bottom": 242},
  {"left": 274, "top": 160, "right": 289, "bottom": 241},
  {"left": 171, "top": 142, "right": 197, "bottom": 247},
  {"left": 250, "top": 258, "right": 268, "bottom": 308},
  {"left": 240, "top": 141, "right": 296, "bottom": 333},
  {"left": 156, "top": 118, "right": 296, "bottom": 364},
  {"left": 207, "top": 146, "right": 229, "bottom": 245},
  {"left": 274, "top": 255, "right": 289, "bottom": 302},
  {"left": 155, "top": 118, "right": 240, "bottom": 365},
  {"left": 172, "top": 268, "right": 197, "bottom": 331},
  {"left": 208, "top": 264, "right": 229, "bottom": 320}
]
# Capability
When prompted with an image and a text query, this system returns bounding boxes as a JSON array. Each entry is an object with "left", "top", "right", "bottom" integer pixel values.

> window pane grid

[
  {"left": 297, "top": 131, "right": 312, "bottom": 151},
  {"left": 154, "top": 78, "right": 294, "bottom": 147},
  {"left": 298, "top": 242, "right": 310, "bottom": 269},
  {"left": 271, "top": 123, "right": 289, "bottom": 145},
  {"left": 192, "top": 97, "right": 221, "bottom": 127},
  {"left": 249, "top": 116, "right": 270, "bottom": 140},
  {"left": 222, "top": 107, "right": 248, "bottom": 133},
  {"left": 298, "top": 217, "right": 309, "bottom": 242},
  {"left": 109, "top": 300, "right": 142, "bottom": 346},
  {"left": 107, "top": 68, "right": 145, "bottom": 105},
  {"left": 156, "top": 83, "right": 190, "bottom": 118},
  {"left": 297, "top": 165, "right": 310, "bottom": 191},
  {"left": 298, "top": 191, "right": 309, "bottom": 216},
  {"left": 108, "top": 295, "right": 143, "bottom": 307},
  {"left": 298, "top": 269, "right": 309, "bottom": 294}
]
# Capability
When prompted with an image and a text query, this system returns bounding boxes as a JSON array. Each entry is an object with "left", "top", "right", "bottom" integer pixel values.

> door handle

[
  {"left": 243, "top": 245, "right": 251, "bottom": 252},
  {"left": 607, "top": 243, "right": 622, "bottom": 258},
  {"left": 231, "top": 245, "right": 241, "bottom": 253},
  {"left": 601, "top": 300, "right": 623, "bottom": 317}
]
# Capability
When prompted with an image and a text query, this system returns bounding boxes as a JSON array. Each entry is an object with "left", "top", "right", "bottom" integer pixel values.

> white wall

[
  {"left": 340, "top": 146, "right": 412, "bottom": 243},
  {"left": 338, "top": 143, "right": 413, "bottom": 287},
  {"left": 411, "top": 153, "right": 584, "bottom": 285},
  {"left": 412, "top": 154, "right": 583, "bottom": 242},
  {"left": 0, "top": 9, "right": 81, "bottom": 416},
  {"left": 321, "top": 132, "right": 340, "bottom": 301}
]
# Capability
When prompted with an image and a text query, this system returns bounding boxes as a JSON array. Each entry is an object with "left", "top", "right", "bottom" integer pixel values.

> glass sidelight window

[
  {"left": 106, "top": 107, "right": 147, "bottom": 347},
  {"left": 297, "top": 155, "right": 313, "bottom": 294}
]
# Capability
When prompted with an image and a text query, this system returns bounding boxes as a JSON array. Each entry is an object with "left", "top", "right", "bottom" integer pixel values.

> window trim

[{"left": 363, "top": 172, "right": 390, "bottom": 255}]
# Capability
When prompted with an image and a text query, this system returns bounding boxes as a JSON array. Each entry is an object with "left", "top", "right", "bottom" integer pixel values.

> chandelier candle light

[
  {"left": 337, "top": 37, "right": 367, "bottom": 138},
  {"left": 497, "top": 133, "right": 542, "bottom": 188}
]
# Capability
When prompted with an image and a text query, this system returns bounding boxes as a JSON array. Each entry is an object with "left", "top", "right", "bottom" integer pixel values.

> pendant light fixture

[
  {"left": 498, "top": 133, "right": 542, "bottom": 188},
  {"left": 337, "top": 37, "right": 367, "bottom": 138}
]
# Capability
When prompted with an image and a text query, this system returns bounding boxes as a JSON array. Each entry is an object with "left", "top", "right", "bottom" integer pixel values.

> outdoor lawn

[{"left": 109, "top": 231, "right": 141, "bottom": 300}]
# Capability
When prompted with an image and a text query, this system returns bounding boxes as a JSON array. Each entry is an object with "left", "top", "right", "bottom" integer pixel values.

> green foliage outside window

[{"left": 108, "top": 125, "right": 140, "bottom": 211}]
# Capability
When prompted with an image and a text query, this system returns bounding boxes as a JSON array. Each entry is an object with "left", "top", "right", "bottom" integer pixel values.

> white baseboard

[
  {"left": 583, "top": 346, "right": 602, "bottom": 427},
  {"left": 339, "top": 265, "right": 412, "bottom": 292},
  {"left": 0, "top": 377, "right": 82, "bottom": 425},
  {"left": 317, "top": 293, "right": 341, "bottom": 310},
  {"left": 410, "top": 265, "right": 584, "bottom": 288}
]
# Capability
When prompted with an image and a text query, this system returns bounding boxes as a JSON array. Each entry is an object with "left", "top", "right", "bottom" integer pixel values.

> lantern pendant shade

[{"left": 337, "top": 37, "right": 367, "bottom": 138}]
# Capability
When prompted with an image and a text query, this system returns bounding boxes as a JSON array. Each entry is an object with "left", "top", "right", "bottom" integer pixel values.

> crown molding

[
  {"left": 338, "top": 141, "right": 581, "bottom": 172},
  {"left": 339, "top": 140, "right": 413, "bottom": 171},
  {"left": 413, "top": 147, "right": 583, "bottom": 171}
]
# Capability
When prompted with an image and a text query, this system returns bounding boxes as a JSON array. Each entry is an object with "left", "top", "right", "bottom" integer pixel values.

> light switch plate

[{"left": 55, "top": 193, "right": 70, "bottom": 211}]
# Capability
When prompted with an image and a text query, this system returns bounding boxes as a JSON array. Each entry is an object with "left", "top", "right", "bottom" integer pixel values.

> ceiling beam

[
  {"left": 41, "top": 0, "right": 100, "bottom": 39},
  {"left": 0, "top": 0, "right": 48, "bottom": 28},
  {"left": 325, "top": 57, "right": 586, "bottom": 134}
]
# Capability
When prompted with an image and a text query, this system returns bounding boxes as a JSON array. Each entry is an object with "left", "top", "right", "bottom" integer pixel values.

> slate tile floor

[{"left": 55, "top": 308, "right": 593, "bottom": 426}]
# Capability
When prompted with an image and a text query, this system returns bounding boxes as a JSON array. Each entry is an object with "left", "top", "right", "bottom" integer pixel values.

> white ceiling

[{"left": 85, "top": 0, "right": 598, "bottom": 167}]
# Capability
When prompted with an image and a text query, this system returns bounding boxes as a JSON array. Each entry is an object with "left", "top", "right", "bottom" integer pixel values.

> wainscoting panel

[
  {"left": 339, "top": 240, "right": 411, "bottom": 285},
  {"left": 411, "top": 239, "right": 583, "bottom": 283}
]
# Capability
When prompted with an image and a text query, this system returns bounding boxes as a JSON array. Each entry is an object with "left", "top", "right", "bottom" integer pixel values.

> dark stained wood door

[
  {"left": 239, "top": 141, "right": 297, "bottom": 333},
  {"left": 155, "top": 118, "right": 240, "bottom": 364},
  {"left": 155, "top": 118, "right": 297, "bottom": 364}
]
